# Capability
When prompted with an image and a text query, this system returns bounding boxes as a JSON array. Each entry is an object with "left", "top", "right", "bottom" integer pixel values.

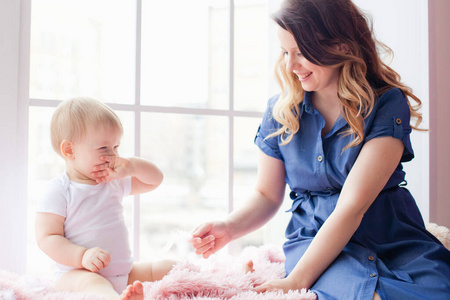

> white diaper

[{"left": 105, "top": 274, "right": 129, "bottom": 294}]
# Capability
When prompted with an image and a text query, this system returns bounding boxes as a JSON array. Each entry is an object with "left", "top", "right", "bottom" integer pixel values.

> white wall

[
  {"left": 352, "top": 0, "right": 430, "bottom": 221},
  {"left": 0, "top": 0, "right": 30, "bottom": 274}
]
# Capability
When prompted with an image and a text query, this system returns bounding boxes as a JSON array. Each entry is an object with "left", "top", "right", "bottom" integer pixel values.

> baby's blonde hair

[{"left": 50, "top": 97, "right": 123, "bottom": 157}]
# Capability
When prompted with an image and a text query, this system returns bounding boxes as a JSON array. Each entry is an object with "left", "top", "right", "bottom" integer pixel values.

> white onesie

[{"left": 36, "top": 172, "right": 133, "bottom": 292}]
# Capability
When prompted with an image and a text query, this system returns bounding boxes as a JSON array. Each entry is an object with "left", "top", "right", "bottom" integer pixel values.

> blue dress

[{"left": 254, "top": 88, "right": 450, "bottom": 299}]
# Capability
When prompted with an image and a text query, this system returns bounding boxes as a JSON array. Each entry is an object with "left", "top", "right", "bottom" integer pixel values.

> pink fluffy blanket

[{"left": 0, "top": 246, "right": 317, "bottom": 300}]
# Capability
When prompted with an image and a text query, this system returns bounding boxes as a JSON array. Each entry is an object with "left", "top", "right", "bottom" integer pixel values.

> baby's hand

[
  {"left": 82, "top": 247, "right": 111, "bottom": 272},
  {"left": 91, "top": 155, "right": 131, "bottom": 183}
]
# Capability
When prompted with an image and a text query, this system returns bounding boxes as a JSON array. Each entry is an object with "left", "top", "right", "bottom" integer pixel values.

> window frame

[
  {"left": 2, "top": 0, "right": 431, "bottom": 275},
  {"left": 27, "top": 0, "right": 266, "bottom": 261}
]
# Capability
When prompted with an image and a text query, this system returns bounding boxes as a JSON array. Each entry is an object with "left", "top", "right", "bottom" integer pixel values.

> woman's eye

[{"left": 282, "top": 51, "right": 302, "bottom": 58}]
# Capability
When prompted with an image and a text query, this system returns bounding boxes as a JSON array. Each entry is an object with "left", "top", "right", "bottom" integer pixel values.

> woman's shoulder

[
  {"left": 260, "top": 94, "right": 282, "bottom": 120},
  {"left": 375, "top": 87, "right": 409, "bottom": 112},
  {"left": 377, "top": 87, "right": 406, "bottom": 103},
  {"left": 267, "top": 93, "right": 281, "bottom": 107}
]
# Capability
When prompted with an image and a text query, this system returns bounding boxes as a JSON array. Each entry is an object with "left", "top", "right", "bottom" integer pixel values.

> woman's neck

[{"left": 312, "top": 91, "right": 342, "bottom": 137}]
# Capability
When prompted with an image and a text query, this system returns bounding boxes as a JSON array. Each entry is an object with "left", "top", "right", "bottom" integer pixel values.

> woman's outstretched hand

[
  {"left": 254, "top": 277, "right": 301, "bottom": 294},
  {"left": 189, "top": 221, "right": 232, "bottom": 258}
]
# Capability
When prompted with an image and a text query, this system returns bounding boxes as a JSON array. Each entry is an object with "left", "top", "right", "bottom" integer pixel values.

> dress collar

[
  {"left": 301, "top": 92, "right": 315, "bottom": 116},
  {"left": 300, "top": 92, "right": 349, "bottom": 138}
]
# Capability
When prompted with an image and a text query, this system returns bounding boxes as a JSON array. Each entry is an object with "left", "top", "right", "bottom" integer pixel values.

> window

[
  {"left": 27, "top": 0, "right": 289, "bottom": 275},
  {"left": 26, "top": 0, "right": 430, "bottom": 277}
]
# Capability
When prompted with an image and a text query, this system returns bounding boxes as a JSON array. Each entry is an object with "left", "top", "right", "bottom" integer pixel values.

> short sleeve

[
  {"left": 254, "top": 94, "right": 284, "bottom": 161},
  {"left": 119, "top": 176, "right": 132, "bottom": 197},
  {"left": 365, "top": 88, "right": 414, "bottom": 162},
  {"left": 36, "top": 176, "right": 68, "bottom": 217}
]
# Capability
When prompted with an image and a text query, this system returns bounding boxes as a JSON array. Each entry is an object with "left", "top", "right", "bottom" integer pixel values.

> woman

[{"left": 190, "top": 0, "right": 450, "bottom": 299}]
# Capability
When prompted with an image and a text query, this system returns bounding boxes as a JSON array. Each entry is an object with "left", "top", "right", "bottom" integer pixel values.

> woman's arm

[
  {"left": 228, "top": 150, "right": 287, "bottom": 239},
  {"left": 190, "top": 150, "right": 287, "bottom": 257},
  {"left": 256, "top": 136, "right": 404, "bottom": 292}
]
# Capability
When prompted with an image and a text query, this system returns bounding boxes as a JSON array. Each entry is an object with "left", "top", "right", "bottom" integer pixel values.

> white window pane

[
  {"left": 114, "top": 111, "right": 136, "bottom": 158},
  {"left": 138, "top": 113, "right": 229, "bottom": 260},
  {"left": 30, "top": 0, "right": 136, "bottom": 103},
  {"left": 234, "top": 1, "right": 269, "bottom": 112},
  {"left": 233, "top": 117, "right": 259, "bottom": 205},
  {"left": 140, "top": 0, "right": 229, "bottom": 109},
  {"left": 231, "top": 117, "right": 262, "bottom": 251}
]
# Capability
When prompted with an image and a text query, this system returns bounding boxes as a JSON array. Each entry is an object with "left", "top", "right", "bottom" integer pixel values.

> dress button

[
  {"left": 369, "top": 273, "right": 377, "bottom": 277},
  {"left": 368, "top": 256, "right": 375, "bottom": 261},
  {"left": 317, "top": 155, "right": 323, "bottom": 162},
  {"left": 396, "top": 118, "right": 402, "bottom": 124}
]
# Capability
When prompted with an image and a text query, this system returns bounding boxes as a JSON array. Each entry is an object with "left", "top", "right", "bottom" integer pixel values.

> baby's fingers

[
  {"left": 91, "top": 169, "right": 113, "bottom": 183},
  {"left": 97, "top": 251, "right": 111, "bottom": 267}
]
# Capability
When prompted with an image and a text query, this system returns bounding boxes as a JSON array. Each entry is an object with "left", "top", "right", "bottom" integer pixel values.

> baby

[{"left": 35, "top": 97, "right": 175, "bottom": 300}]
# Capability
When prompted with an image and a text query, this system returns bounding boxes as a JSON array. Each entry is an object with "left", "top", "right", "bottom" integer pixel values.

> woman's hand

[
  {"left": 189, "top": 221, "right": 232, "bottom": 258},
  {"left": 254, "top": 277, "right": 301, "bottom": 294}
]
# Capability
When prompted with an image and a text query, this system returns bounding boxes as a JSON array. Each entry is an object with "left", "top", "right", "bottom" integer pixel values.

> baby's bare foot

[
  {"left": 120, "top": 281, "right": 144, "bottom": 300},
  {"left": 243, "top": 260, "right": 255, "bottom": 273}
]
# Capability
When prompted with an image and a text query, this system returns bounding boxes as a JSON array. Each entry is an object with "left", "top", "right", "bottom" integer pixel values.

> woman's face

[{"left": 277, "top": 26, "right": 339, "bottom": 97}]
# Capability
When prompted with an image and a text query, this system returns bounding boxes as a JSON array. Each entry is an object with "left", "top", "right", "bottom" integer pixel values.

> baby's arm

[
  {"left": 35, "top": 212, "right": 110, "bottom": 272},
  {"left": 127, "top": 157, "right": 163, "bottom": 195},
  {"left": 92, "top": 156, "right": 163, "bottom": 195}
]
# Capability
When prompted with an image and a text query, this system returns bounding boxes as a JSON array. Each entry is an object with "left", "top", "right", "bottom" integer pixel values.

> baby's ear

[{"left": 60, "top": 140, "right": 75, "bottom": 159}]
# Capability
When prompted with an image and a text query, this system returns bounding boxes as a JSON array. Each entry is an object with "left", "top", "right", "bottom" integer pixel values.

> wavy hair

[{"left": 269, "top": 0, "right": 424, "bottom": 149}]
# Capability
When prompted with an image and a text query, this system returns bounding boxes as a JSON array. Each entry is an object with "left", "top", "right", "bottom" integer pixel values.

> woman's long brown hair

[{"left": 269, "top": 0, "right": 424, "bottom": 149}]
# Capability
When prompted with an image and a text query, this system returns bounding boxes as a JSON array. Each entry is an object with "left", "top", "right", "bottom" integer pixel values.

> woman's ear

[{"left": 60, "top": 140, "right": 75, "bottom": 159}]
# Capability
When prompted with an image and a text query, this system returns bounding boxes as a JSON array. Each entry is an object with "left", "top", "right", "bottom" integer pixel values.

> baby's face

[{"left": 68, "top": 124, "right": 122, "bottom": 184}]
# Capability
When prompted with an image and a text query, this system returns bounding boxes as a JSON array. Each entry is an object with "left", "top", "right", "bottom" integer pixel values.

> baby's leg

[
  {"left": 128, "top": 259, "right": 176, "bottom": 283},
  {"left": 120, "top": 281, "right": 144, "bottom": 300},
  {"left": 55, "top": 269, "right": 119, "bottom": 299},
  {"left": 121, "top": 260, "right": 176, "bottom": 300}
]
